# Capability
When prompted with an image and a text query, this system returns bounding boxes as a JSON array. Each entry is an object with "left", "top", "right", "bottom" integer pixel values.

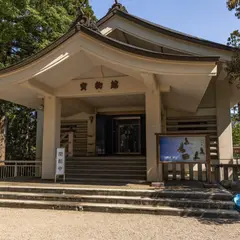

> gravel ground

[{"left": 0, "top": 208, "right": 239, "bottom": 240}]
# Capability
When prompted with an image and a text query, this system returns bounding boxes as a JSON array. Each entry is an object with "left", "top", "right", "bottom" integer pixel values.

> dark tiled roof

[{"left": 97, "top": 9, "right": 234, "bottom": 52}]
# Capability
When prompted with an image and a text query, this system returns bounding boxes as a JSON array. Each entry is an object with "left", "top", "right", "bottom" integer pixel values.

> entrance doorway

[
  {"left": 96, "top": 114, "right": 146, "bottom": 156},
  {"left": 115, "top": 117, "right": 141, "bottom": 154}
]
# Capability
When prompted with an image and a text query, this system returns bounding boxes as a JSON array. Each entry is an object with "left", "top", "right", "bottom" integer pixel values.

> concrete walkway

[{"left": 0, "top": 208, "right": 239, "bottom": 240}]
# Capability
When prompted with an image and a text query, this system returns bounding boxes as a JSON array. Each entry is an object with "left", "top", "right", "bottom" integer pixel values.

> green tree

[
  {"left": 227, "top": 0, "right": 240, "bottom": 16},
  {"left": 226, "top": 1, "right": 240, "bottom": 83},
  {"left": 225, "top": 1, "right": 240, "bottom": 146},
  {"left": 0, "top": 102, "right": 37, "bottom": 160},
  {"left": 0, "top": 0, "right": 94, "bottom": 160},
  {"left": 0, "top": 0, "right": 94, "bottom": 68}
]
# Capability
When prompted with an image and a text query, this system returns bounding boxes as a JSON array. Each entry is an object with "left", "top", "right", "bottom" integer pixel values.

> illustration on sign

[{"left": 159, "top": 136, "right": 207, "bottom": 162}]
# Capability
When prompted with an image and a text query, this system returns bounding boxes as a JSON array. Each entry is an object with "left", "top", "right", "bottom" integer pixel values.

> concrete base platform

[
  {"left": 0, "top": 178, "right": 222, "bottom": 190},
  {"left": 0, "top": 179, "right": 238, "bottom": 219}
]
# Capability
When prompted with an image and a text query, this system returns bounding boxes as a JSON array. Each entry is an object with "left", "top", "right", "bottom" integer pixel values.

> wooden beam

[
  {"left": 62, "top": 98, "right": 95, "bottom": 117},
  {"left": 217, "top": 63, "right": 227, "bottom": 81},
  {"left": 159, "top": 85, "right": 171, "bottom": 93},
  {"left": 141, "top": 72, "right": 158, "bottom": 91},
  {"left": 72, "top": 75, "right": 128, "bottom": 81},
  {"left": 141, "top": 72, "right": 170, "bottom": 93},
  {"left": 21, "top": 79, "right": 54, "bottom": 97}
]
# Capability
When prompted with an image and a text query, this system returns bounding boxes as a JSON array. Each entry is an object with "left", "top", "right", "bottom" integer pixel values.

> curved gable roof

[
  {"left": 98, "top": 9, "right": 234, "bottom": 52},
  {"left": 0, "top": 25, "right": 219, "bottom": 76}
]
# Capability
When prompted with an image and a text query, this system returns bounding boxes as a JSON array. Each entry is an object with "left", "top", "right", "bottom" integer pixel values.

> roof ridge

[
  {"left": 69, "top": 0, "right": 99, "bottom": 32},
  {"left": 107, "top": 0, "right": 128, "bottom": 15}
]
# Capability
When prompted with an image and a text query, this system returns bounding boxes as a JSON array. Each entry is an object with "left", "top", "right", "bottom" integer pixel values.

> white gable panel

[{"left": 99, "top": 15, "right": 232, "bottom": 61}]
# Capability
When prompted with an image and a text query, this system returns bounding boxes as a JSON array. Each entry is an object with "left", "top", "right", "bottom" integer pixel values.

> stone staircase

[
  {"left": 65, "top": 157, "right": 147, "bottom": 183},
  {"left": 0, "top": 185, "right": 239, "bottom": 219}
]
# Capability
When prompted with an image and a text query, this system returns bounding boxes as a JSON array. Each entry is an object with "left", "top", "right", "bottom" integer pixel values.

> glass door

[{"left": 115, "top": 118, "right": 141, "bottom": 154}]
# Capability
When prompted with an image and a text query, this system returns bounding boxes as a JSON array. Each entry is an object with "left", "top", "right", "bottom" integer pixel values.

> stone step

[
  {"left": 65, "top": 165, "right": 146, "bottom": 170},
  {"left": 67, "top": 158, "right": 146, "bottom": 161},
  {"left": 0, "top": 199, "right": 238, "bottom": 219},
  {"left": 65, "top": 173, "right": 146, "bottom": 180},
  {"left": 65, "top": 178, "right": 147, "bottom": 184},
  {"left": 0, "top": 192, "right": 234, "bottom": 210},
  {"left": 65, "top": 169, "right": 146, "bottom": 174},
  {"left": 66, "top": 162, "right": 146, "bottom": 166},
  {"left": 67, "top": 157, "right": 146, "bottom": 161},
  {"left": 0, "top": 186, "right": 233, "bottom": 200},
  {"left": 66, "top": 160, "right": 146, "bottom": 165}
]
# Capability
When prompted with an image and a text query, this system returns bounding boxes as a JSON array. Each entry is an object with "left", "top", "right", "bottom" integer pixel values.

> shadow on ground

[{"left": 196, "top": 217, "right": 240, "bottom": 225}]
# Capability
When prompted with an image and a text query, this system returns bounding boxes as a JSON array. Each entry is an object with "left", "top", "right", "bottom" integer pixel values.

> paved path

[{"left": 0, "top": 208, "right": 239, "bottom": 240}]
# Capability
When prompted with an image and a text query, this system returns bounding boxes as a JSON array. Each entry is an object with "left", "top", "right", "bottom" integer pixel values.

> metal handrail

[
  {"left": 0, "top": 161, "right": 42, "bottom": 164},
  {"left": 0, "top": 160, "right": 42, "bottom": 179}
]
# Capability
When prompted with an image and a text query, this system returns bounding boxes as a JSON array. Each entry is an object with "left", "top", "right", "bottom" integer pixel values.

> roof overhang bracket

[
  {"left": 217, "top": 63, "right": 227, "bottom": 81},
  {"left": 141, "top": 72, "right": 171, "bottom": 93}
]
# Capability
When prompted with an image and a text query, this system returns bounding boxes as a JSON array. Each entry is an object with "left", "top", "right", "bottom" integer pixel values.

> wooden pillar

[
  {"left": 216, "top": 79, "right": 233, "bottom": 180},
  {"left": 36, "top": 110, "right": 44, "bottom": 161},
  {"left": 145, "top": 88, "right": 162, "bottom": 182},
  {"left": 216, "top": 80, "right": 233, "bottom": 163},
  {"left": 42, "top": 97, "right": 61, "bottom": 179}
]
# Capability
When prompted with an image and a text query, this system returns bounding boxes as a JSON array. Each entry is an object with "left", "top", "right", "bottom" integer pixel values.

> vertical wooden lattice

[{"left": 166, "top": 116, "right": 218, "bottom": 160}]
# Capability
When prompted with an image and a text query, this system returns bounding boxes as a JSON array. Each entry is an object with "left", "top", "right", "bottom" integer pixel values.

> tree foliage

[
  {"left": 0, "top": 0, "right": 94, "bottom": 160},
  {"left": 231, "top": 106, "right": 240, "bottom": 146},
  {"left": 226, "top": 1, "right": 240, "bottom": 83},
  {"left": 225, "top": 1, "right": 240, "bottom": 146},
  {"left": 0, "top": 101, "right": 37, "bottom": 160},
  {"left": 0, "top": 0, "right": 94, "bottom": 69},
  {"left": 227, "top": 0, "right": 240, "bottom": 16}
]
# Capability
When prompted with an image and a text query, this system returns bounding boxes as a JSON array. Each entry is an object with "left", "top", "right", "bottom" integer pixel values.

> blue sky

[{"left": 91, "top": 0, "right": 239, "bottom": 44}]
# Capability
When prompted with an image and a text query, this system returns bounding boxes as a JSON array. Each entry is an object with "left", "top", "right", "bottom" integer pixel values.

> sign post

[
  {"left": 156, "top": 134, "right": 211, "bottom": 183},
  {"left": 55, "top": 148, "right": 66, "bottom": 183}
]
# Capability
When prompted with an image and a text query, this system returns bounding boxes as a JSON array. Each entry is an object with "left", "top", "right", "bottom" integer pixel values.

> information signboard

[
  {"left": 157, "top": 135, "right": 209, "bottom": 163},
  {"left": 155, "top": 134, "right": 211, "bottom": 183},
  {"left": 55, "top": 148, "right": 65, "bottom": 182},
  {"left": 159, "top": 135, "right": 208, "bottom": 162}
]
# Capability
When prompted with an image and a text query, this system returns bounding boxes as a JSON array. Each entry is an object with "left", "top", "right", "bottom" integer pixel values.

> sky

[{"left": 91, "top": 0, "right": 240, "bottom": 45}]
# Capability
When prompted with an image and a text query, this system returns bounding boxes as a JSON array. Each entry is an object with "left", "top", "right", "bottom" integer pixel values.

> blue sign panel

[{"left": 159, "top": 136, "right": 207, "bottom": 163}]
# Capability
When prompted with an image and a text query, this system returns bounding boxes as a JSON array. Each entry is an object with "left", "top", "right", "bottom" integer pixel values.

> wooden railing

[
  {"left": 212, "top": 163, "right": 240, "bottom": 182},
  {"left": 0, "top": 161, "right": 42, "bottom": 180},
  {"left": 60, "top": 131, "right": 74, "bottom": 157},
  {"left": 163, "top": 160, "right": 240, "bottom": 182},
  {"left": 163, "top": 163, "right": 209, "bottom": 181}
]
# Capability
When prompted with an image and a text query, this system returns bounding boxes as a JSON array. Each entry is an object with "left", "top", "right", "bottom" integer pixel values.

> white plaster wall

[{"left": 199, "top": 78, "right": 217, "bottom": 109}]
